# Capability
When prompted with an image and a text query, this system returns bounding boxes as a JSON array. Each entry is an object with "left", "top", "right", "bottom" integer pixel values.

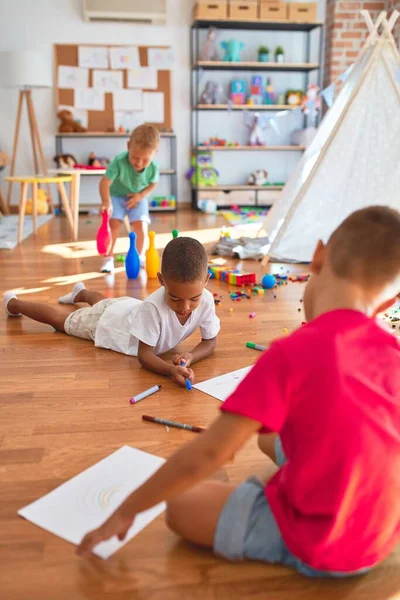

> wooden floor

[{"left": 1, "top": 211, "right": 399, "bottom": 600}]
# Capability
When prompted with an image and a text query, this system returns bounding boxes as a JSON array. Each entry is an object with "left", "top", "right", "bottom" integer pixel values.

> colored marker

[
  {"left": 180, "top": 360, "right": 193, "bottom": 391},
  {"left": 129, "top": 384, "right": 161, "bottom": 405},
  {"left": 246, "top": 342, "right": 267, "bottom": 352},
  {"left": 142, "top": 415, "right": 205, "bottom": 433}
]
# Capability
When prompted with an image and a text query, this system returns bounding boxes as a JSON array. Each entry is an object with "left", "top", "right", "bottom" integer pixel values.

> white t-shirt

[{"left": 94, "top": 287, "right": 220, "bottom": 356}]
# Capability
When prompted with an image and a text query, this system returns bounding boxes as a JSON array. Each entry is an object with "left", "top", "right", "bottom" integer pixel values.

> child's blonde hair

[{"left": 129, "top": 124, "right": 160, "bottom": 150}]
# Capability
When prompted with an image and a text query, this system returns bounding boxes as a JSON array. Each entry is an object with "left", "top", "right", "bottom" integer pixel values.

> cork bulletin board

[{"left": 54, "top": 44, "right": 172, "bottom": 132}]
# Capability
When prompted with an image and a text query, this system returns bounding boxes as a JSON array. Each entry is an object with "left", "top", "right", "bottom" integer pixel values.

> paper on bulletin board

[
  {"left": 127, "top": 67, "right": 158, "bottom": 90},
  {"left": 109, "top": 46, "right": 140, "bottom": 70},
  {"left": 93, "top": 70, "right": 123, "bottom": 91},
  {"left": 58, "top": 66, "right": 89, "bottom": 89},
  {"left": 58, "top": 105, "right": 88, "bottom": 128},
  {"left": 147, "top": 48, "right": 174, "bottom": 70},
  {"left": 78, "top": 46, "right": 109, "bottom": 69},
  {"left": 18, "top": 446, "right": 166, "bottom": 560},
  {"left": 113, "top": 89, "right": 143, "bottom": 111},
  {"left": 142, "top": 92, "right": 164, "bottom": 124},
  {"left": 114, "top": 111, "right": 144, "bottom": 132},
  {"left": 75, "top": 88, "right": 105, "bottom": 111}
]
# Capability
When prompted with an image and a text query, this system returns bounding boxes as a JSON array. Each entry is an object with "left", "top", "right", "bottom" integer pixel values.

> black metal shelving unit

[{"left": 190, "top": 18, "right": 325, "bottom": 210}]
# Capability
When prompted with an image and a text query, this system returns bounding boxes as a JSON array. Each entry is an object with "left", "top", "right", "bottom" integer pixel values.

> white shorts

[{"left": 64, "top": 298, "right": 125, "bottom": 341}]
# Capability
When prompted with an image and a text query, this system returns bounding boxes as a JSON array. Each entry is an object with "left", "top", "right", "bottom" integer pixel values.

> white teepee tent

[{"left": 262, "top": 10, "right": 400, "bottom": 263}]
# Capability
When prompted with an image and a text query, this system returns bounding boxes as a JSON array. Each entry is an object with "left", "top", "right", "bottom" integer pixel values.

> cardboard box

[
  {"left": 260, "top": 1, "right": 288, "bottom": 21},
  {"left": 194, "top": 1, "right": 228, "bottom": 19},
  {"left": 229, "top": 0, "right": 258, "bottom": 20},
  {"left": 288, "top": 2, "right": 317, "bottom": 22}
]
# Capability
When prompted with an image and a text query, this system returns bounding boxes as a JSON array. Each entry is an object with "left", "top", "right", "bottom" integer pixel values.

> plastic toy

[
  {"left": 172, "top": 229, "right": 179, "bottom": 239},
  {"left": 198, "top": 198, "right": 217, "bottom": 214},
  {"left": 250, "top": 75, "right": 263, "bottom": 105},
  {"left": 221, "top": 40, "right": 244, "bottom": 62},
  {"left": 262, "top": 273, "right": 276, "bottom": 289},
  {"left": 200, "top": 27, "right": 219, "bottom": 61},
  {"left": 208, "top": 266, "right": 256, "bottom": 286},
  {"left": 125, "top": 232, "right": 140, "bottom": 279},
  {"left": 286, "top": 90, "right": 304, "bottom": 106},
  {"left": 25, "top": 189, "right": 49, "bottom": 215},
  {"left": 116, "top": 254, "right": 125, "bottom": 263},
  {"left": 244, "top": 111, "right": 269, "bottom": 146},
  {"left": 150, "top": 196, "right": 176, "bottom": 209},
  {"left": 264, "top": 78, "right": 275, "bottom": 105},
  {"left": 96, "top": 210, "right": 111, "bottom": 255},
  {"left": 248, "top": 170, "right": 269, "bottom": 186},
  {"left": 249, "top": 312, "right": 256, "bottom": 318},
  {"left": 230, "top": 80, "right": 246, "bottom": 105},
  {"left": 88, "top": 153, "right": 109, "bottom": 168},
  {"left": 186, "top": 151, "right": 219, "bottom": 187},
  {"left": 146, "top": 231, "right": 160, "bottom": 279}
]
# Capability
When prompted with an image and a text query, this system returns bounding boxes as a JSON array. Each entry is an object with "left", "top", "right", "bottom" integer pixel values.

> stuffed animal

[
  {"left": 248, "top": 170, "right": 268, "bottom": 186},
  {"left": 88, "top": 153, "right": 109, "bottom": 167},
  {"left": 200, "top": 27, "right": 219, "bottom": 61},
  {"left": 301, "top": 84, "right": 321, "bottom": 119},
  {"left": 57, "top": 110, "right": 87, "bottom": 133},
  {"left": 25, "top": 189, "right": 49, "bottom": 215},
  {"left": 200, "top": 81, "right": 217, "bottom": 105},
  {"left": 221, "top": 40, "right": 244, "bottom": 62},
  {"left": 285, "top": 90, "right": 304, "bottom": 106},
  {"left": 186, "top": 152, "right": 219, "bottom": 187},
  {"left": 53, "top": 154, "right": 77, "bottom": 169},
  {"left": 244, "top": 112, "right": 269, "bottom": 146}
]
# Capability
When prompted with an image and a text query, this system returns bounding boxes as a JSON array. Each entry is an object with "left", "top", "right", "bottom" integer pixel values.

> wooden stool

[{"left": 4, "top": 175, "right": 76, "bottom": 244}]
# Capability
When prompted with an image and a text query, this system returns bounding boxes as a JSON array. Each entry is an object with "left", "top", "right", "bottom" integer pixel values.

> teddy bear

[
  {"left": 248, "top": 169, "right": 268, "bottom": 186},
  {"left": 56, "top": 110, "right": 87, "bottom": 133}
]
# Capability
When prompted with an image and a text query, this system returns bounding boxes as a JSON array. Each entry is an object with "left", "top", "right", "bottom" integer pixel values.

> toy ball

[{"left": 262, "top": 274, "right": 276, "bottom": 289}]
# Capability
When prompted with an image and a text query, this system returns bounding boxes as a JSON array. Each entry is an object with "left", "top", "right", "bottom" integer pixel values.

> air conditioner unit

[{"left": 83, "top": 0, "right": 167, "bottom": 24}]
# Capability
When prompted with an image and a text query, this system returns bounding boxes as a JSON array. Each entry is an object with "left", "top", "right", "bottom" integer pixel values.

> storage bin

[
  {"left": 288, "top": 2, "right": 317, "bottom": 22},
  {"left": 260, "top": 1, "right": 288, "bottom": 21},
  {"left": 194, "top": 1, "right": 228, "bottom": 19},
  {"left": 229, "top": 0, "right": 258, "bottom": 20}
]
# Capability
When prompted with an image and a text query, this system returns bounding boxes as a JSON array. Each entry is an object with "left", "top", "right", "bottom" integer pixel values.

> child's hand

[
  {"left": 102, "top": 202, "right": 112, "bottom": 217},
  {"left": 170, "top": 365, "right": 195, "bottom": 387},
  {"left": 126, "top": 193, "right": 142, "bottom": 209},
  {"left": 77, "top": 510, "right": 134, "bottom": 557},
  {"left": 173, "top": 352, "right": 193, "bottom": 367}
]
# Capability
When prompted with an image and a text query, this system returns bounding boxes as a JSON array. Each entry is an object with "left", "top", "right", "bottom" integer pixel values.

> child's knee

[{"left": 165, "top": 497, "right": 184, "bottom": 534}]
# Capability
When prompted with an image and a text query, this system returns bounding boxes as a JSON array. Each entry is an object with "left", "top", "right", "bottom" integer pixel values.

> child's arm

[
  {"left": 173, "top": 336, "right": 217, "bottom": 368},
  {"left": 137, "top": 341, "right": 195, "bottom": 387},
  {"left": 99, "top": 176, "right": 113, "bottom": 215},
  {"left": 126, "top": 183, "right": 158, "bottom": 209},
  {"left": 77, "top": 412, "right": 260, "bottom": 556}
]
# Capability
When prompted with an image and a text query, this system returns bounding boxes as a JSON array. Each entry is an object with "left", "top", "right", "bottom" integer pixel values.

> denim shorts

[
  {"left": 214, "top": 437, "right": 371, "bottom": 578},
  {"left": 111, "top": 195, "right": 151, "bottom": 224}
]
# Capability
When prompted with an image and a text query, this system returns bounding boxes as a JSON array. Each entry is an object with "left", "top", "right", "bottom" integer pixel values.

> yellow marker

[{"left": 146, "top": 231, "right": 160, "bottom": 279}]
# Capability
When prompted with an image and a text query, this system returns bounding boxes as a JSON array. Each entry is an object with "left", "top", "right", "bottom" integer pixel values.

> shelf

[
  {"left": 195, "top": 185, "right": 284, "bottom": 191},
  {"left": 196, "top": 145, "right": 304, "bottom": 151},
  {"left": 196, "top": 104, "right": 296, "bottom": 111},
  {"left": 194, "top": 61, "right": 319, "bottom": 72},
  {"left": 192, "top": 19, "right": 323, "bottom": 32},
  {"left": 55, "top": 132, "right": 176, "bottom": 138}
]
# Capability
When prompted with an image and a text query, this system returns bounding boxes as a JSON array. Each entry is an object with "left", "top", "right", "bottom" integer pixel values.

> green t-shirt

[{"left": 105, "top": 152, "right": 159, "bottom": 197}]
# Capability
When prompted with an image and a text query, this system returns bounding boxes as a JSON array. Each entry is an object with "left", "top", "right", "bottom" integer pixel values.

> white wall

[{"left": 0, "top": 0, "right": 325, "bottom": 207}]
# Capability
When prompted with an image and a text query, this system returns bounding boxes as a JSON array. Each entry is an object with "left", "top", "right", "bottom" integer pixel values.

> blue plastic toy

[
  {"left": 125, "top": 232, "right": 140, "bottom": 279},
  {"left": 262, "top": 274, "right": 276, "bottom": 289},
  {"left": 221, "top": 40, "right": 244, "bottom": 62}
]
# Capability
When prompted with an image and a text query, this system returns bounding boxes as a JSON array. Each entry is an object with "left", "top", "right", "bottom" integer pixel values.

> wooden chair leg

[
  {"left": 18, "top": 182, "right": 28, "bottom": 244},
  {"left": 57, "top": 182, "right": 76, "bottom": 240},
  {"left": 70, "top": 173, "right": 80, "bottom": 241},
  {"left": 32, "top": 181, "right": 38, "bottom": 234}
]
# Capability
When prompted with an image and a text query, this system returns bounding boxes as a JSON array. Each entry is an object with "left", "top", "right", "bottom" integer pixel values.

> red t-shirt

[{"left": 222, "top": 310, "right": 400, "bottom": 572}]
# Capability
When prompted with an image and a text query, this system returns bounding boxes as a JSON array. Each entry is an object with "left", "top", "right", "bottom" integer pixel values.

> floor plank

[{"left": 0, "top": 211, "right": 399, "bottom": 599}]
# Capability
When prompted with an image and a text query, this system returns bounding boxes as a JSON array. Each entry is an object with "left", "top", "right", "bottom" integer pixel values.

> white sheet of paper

[
  {"left": 78, "top": 46, "right": 109, "bottom": 69},
  {"left": 58, "top": 66, "right": 89, "bottom": 89},
  {"left": 110, "top": 46, "right": 140, "bottom": 70},
  {"left": 113, "top": 89, "right": 143, "bottom": 111},
  {"left": 127, "top": 67, "right": 158, "bottom": 89},
  {"left": 147, "top": 48, "right": 174, "bottom": 69},
  {"left": 58, "top": 104, "right": 88, "bottom": 128},
  {"left": 193, "top": 367, "right": 252, "bottom": 402},
  {"left": 75, "top": 88, "right": 105, "bottom": 111},
  {"left": 93, "top": 70, "right": 123, "bottom": 91},
  {"left": 114, "top": 111, "right": 144, "bottom": 132},
  {"left": 142, "top": 92, "right": 164, "bottom": 124},
  {"left": 18, "top": 446, "right": 165, "bottom": 560}
]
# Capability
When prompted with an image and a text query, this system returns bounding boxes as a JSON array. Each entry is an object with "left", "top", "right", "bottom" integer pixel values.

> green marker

[
  {"left": 172, "top": 229, "right": 179, "bottom": 239},
  {"left": 246, "top": 342, "right": 267, "bottom": 351}
]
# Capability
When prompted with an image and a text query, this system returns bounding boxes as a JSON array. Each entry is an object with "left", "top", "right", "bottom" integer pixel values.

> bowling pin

[
  {"left": 146, "top": 231, "right": 160, "bottom": 279},
  {"left": 96, "top": 210, "right": 111, "bottom": 255},
  {"left": 125, "top": 232, "right": 140, "bottom": 279}
]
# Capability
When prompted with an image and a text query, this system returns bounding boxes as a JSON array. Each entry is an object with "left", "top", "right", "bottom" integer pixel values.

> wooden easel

[{"left": 6, "top": 90, "right": 52, "bottom": 209}]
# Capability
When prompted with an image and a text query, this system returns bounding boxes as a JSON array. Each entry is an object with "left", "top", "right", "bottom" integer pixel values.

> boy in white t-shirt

[{"left": 4, "top": 238, "right": 220, "bottom": 386}]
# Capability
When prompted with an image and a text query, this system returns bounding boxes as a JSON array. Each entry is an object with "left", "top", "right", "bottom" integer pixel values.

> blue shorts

[
  {"left": 111, "top": 195, "right": 151, "bottom": 224},
  {"left": 214, "top": 437, "right": 371, "bottom": 578}
]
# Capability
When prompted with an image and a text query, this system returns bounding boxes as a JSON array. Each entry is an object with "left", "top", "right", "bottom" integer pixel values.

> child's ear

[
  {"left": 373, "top": 295, "right": 398, "bottom": 318},
  {"left": 310, "top": 240, "right": 326, "bottom": 275},
  {"left": 205, "top": 273, "right": 210, "bottom": 286},
  {"left": 157, "top": 272, "right": 164, "bottom": 287}
]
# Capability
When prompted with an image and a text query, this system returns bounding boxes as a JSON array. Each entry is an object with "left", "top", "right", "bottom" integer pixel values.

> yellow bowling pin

[{"left": 146, "top": 230, "right": 160, "bottom": 279}]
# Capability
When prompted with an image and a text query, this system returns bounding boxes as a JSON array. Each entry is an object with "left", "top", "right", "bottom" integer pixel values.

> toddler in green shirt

[{"left": 99, "top": 124, "right": 160, "bottom": 272}]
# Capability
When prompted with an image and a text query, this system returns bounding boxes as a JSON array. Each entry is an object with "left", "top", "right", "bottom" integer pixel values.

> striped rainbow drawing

[{"left": 97, "top": 486, "right": 121, "bottom": 509}]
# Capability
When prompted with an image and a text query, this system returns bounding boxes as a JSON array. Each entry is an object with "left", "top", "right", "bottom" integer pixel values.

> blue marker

[{"left": 180, "top": 360, "right": 193, "bottom": 391}]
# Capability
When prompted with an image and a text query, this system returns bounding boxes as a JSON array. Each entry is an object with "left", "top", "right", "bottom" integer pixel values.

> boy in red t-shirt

[{"left": 78, "top": 207, "right": 400, "bottom": 577}]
